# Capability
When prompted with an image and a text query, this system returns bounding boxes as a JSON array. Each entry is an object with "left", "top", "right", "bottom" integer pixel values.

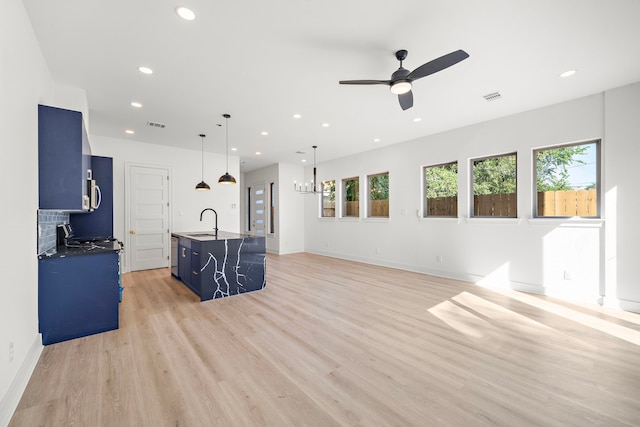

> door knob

[{"left": 130, "top": 230, "right": 136, "bottom": 234}]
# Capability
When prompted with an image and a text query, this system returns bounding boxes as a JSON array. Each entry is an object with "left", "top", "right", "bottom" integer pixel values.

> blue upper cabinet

[{"left": 38, "top": 104, "right": 92, "bottom": 211}]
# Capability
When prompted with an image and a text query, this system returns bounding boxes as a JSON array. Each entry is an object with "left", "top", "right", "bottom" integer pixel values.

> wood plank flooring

[{"left": 10, "top": 252, "right": 640, "bottom": 426}]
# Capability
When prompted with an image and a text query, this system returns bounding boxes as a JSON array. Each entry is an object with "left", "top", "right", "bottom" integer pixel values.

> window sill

[
  {"left": 363, "top": 217, "right": 390, "bottom": 223},
  {"left": 419, "top": 217, "right": 460, "bottom": 224},
  {"left": 338, "top": 216, "right": 361, "bottom": 222},
  {"left": 464, "top": 217, "right": 521, "bottom": 225},
  {"left": 527, "top": 218, "right": 604, "bottom": 228},
  {"left": 317, "top": 217, "right": 336, "bottom": 222}
]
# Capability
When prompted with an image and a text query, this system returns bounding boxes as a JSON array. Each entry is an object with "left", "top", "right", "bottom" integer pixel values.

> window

[
  {"left": 321, "top": 180, "right": 336, "bottom": 217},
  {"left": 367, "top": 172, "right": 389, "bottom": 218},
  {"left": 424, "top": 162, "right": 458, "bottom": 217},
  {"left": 534, "top": 140, "right": 599, "bottom": 217},
  {"left": 471, "top": 153, "right": 517, "bottom": 217},
  {"left": 269, "top": 182, "right": 275, "bottom": 233},
  {"left": 342, "top": 177, "right": 359, "bottom": 217}
]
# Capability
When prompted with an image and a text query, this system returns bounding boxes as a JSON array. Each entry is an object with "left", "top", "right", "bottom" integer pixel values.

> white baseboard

[
  {"left": 0, "top": 334, "right": 43, "bottom": 427},
  {"left": 602, "top": 297, "right": 640, "bottom": 314}
]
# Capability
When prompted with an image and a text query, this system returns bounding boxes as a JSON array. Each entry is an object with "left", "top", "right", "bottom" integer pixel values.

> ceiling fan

[{"left": 339, "top": 49, "right": 469, "bottom": 110}]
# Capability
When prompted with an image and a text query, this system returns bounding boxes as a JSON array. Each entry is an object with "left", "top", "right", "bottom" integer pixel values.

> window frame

[
  {"left": 341, "top": 176, "right": 360, "bottom": 218},
  {"left": 366, "top": 172, "right": 389, "bottom": 218},
  {"left": 320, "top": 180, "right": 336, "bottom": 218},
  {"left": 470, "top": 152, "right": 518, "bottom": 218},
  {"left": 423, "top": 161, "right": 458, "bottom": 218},
  {"left": 533, "top": 139, "right": 600, "bottom": 219}
]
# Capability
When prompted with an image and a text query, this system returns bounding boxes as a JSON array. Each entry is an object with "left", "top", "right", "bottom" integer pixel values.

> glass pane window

[
  {"left": 534, "top": 140, "right": 599, "bottom": 217},
  {"left": 368, "top": 173, "right": 389, "bottom": 218},
  {"left": 471, "top": 153, "right": 517, "bottom": 217},
  {"left": 342, "top": 177, "right": 359, "bottom": 217},
  {"left": 321, "top": 180, "right": 336, "bottom": 217},
  {"left": 424, "top": 162, "right": 458, "bottom": 217}
]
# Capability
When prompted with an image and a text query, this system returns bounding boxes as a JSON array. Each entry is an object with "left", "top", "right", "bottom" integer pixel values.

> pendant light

[
  {"left": 195, "top": 133, "right": 210, "bottom": 190},
  {"left": 218, "top": 114, "right": 237, "bottom": 184}
]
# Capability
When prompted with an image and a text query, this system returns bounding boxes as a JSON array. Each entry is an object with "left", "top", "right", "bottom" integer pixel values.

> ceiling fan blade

[
  {"left": 399, "top": 91, "right": 413, "bottom": 110},
  {"left": 339, "top": 79, "right": 391, "bottom": 86},
  {"left": 408, "top": 49, "right": 469, "bottom": 81}
]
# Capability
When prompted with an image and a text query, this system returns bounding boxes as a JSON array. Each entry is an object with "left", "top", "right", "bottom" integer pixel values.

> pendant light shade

[
  {"left": 218, "top": 114, "right": 237, "bottom": 185},
  {"left": 195, "top": 133, "right": 210, "bottom": 190}
]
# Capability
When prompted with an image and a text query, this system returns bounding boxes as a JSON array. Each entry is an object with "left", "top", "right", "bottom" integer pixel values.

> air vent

[
  {"left": 296, "top": 151, "right": 306, "bottom": 155},
  {"left": 483, "top": 92, "right": 502, "bottom": 101},
  {"left": 146, "top": 121, "right": 167, "bottom": 128}
]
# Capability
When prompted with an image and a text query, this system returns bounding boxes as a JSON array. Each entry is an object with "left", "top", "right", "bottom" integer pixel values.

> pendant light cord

[{"left": 225, "top": 116, "right": 229, "bottom": 172}]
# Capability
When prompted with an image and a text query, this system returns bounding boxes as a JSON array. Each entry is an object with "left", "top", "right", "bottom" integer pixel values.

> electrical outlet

[
  {"left": 9, "top": 342, "right": 14, "bottom": 363},
  {"left": 436, "top": 255, "right": 443, "bottom": 264},
  {"left": 564, "top": 270, "right": 573, "bottom": 280},
  {"left": 375, "top": 247, "right": 380, "bottom": 254}
]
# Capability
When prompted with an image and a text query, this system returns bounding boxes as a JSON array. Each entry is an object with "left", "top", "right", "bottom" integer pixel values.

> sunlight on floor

[
  {"left": 487, "top": 288, "right": 640, "bottom": 346},
  {"left": 429, "top": 291, "right": 596, "bottom": 351}
]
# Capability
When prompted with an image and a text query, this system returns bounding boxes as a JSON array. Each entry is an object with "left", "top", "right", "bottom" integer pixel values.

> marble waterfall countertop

[{"left": 171, "top": 231, "right": 266, "bottom": 301}]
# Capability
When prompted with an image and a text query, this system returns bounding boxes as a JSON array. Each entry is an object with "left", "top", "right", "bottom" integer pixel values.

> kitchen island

[{"left": 171, "top": 231, "right": 266, "bottom": 302}]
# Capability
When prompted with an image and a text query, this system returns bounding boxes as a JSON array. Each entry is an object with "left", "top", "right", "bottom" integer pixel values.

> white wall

[
  {"left": 0, "top": 0, "right": 53, "bottom": 423},
  {"left": 278, "top": 163, "right": 305, "bottom": 254},
  {"left": 90, "top": 136, "right": 240, "bottom": 272},
  {"left": 304, "top": 92, "right": 625, "bottom": 306},
  {"left": 603, "top": 82, "right": 640, "bottom": 310}
]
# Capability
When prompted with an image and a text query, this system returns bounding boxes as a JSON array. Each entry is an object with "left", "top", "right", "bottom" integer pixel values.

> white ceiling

[{"left": 23, "top": 0, "right": 640, "bottom": 172}]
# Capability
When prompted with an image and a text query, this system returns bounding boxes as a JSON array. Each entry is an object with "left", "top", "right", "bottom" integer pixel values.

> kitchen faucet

[{"left": 200, "top": 208, "right": 218, "bottom": 237}]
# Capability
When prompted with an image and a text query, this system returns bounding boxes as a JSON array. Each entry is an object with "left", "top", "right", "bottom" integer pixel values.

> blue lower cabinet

[{"left": 38, "top": 252, "right": 119, "bottom": 345}]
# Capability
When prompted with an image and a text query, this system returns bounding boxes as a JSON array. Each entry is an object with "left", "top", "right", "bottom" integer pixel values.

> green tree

[
  {"left": 536, "top": 146, "right": 587, "bottom": 191},
  {"left": 369, "top": 174, "right": 389, "bottom": 200},
  {"left": 425, "top": 163, "right": 458, "bottom": 198},
  {"left": 473, "top": 154, "right": 517, "bottom": 195},
  {"left": 344, "top": 178, "right": 359, "bottom": 201}
]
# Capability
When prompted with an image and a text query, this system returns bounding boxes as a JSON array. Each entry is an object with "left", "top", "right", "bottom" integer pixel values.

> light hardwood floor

[{"left": 10, "top": 253, "right": 640, "bottom": 426}]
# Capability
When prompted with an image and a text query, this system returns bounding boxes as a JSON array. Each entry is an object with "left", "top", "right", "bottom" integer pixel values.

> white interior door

[
  {"left": 127, "top": 164, "right": 170, "bottom": 271},
  {"left": 250, "top": 183, "right": 266, "bottom": 236}
]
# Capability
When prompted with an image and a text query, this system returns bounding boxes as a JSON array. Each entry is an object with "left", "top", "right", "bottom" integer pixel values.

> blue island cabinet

[
  {"left": 38, "top": 252, "right": 119, "bottom": 345},
  {"left": 172, "top": 232, "right": 266, "bottom": 302},
  {"left": 38, "top": 104, "right": 92, "bottom": 211}
]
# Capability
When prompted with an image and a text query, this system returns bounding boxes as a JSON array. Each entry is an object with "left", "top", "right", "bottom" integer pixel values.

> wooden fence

[
  {"left": 537, "top": 189, "right": 597, "bottom": 216},
  {"left": 425, "top": 189, "right": 597, "bottom": 217}
]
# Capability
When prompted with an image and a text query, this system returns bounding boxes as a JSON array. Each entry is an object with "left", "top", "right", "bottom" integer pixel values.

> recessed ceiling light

[
  {"left": 130, "top": 102, "right": 142, "bottom": 108},
  {"left": 138, "top": 66, "right": 153, "bottom": 75},
  {"left": 175, "top": 6, "right": 195, "bottom": 20},
  {"left": 413, "top": 118, "right": 422, "bottom": 123},
  {"left": 321, "top": 123, "right": 330, "bottom": 127},
  {"left": 560, "top": 69, "right": 577, "bottom": 78},
  {"left": 231, "top": 147, "right": 238, "bottom": 151},
  {"left": 255, "top": 151, "right": 262, "bottom": 155},
  {"left": 301, "top": 159, "right": 307, "bottom": 163},
  {"left": 125, "top": 129, "right": 135, "bottom": 134},
  {"left": 292, "top": 114, "right": 302, "bottom": 119},
  {"left": 261, "top": 131, "right": 268, "bottom": 136}
]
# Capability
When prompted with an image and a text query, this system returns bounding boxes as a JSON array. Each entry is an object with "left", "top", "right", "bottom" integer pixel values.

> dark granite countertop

[
  {"left": 38, "top": 240, "right": 123, "bottom": 259},
  {"left": 171, "top": 231, "right": 258, "bottom": 242}
]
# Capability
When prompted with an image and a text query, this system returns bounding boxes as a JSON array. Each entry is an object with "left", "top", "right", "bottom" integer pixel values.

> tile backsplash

[{"left": 38, "top": 210, "right": 69, "bottom": 254}]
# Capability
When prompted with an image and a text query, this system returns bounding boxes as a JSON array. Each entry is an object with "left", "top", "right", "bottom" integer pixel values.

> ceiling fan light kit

[{"left": 339, "top": 48, "right": 469, "bottom": 110}]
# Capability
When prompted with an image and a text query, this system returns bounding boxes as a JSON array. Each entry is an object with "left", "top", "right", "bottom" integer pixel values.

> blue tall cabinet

[{"left": 38, "top": 104, "right": 92, "bottom": 211}]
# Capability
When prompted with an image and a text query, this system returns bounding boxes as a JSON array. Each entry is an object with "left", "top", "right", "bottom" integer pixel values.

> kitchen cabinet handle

[
  {"left": 192, "top": 251, "right": 199, "bottom": 256},
  {"left": 192, "top": 271, "right": 198, "bottom": 275},
  {"left": 181, "top": 247, "right": 186, "bottom": 257}
]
